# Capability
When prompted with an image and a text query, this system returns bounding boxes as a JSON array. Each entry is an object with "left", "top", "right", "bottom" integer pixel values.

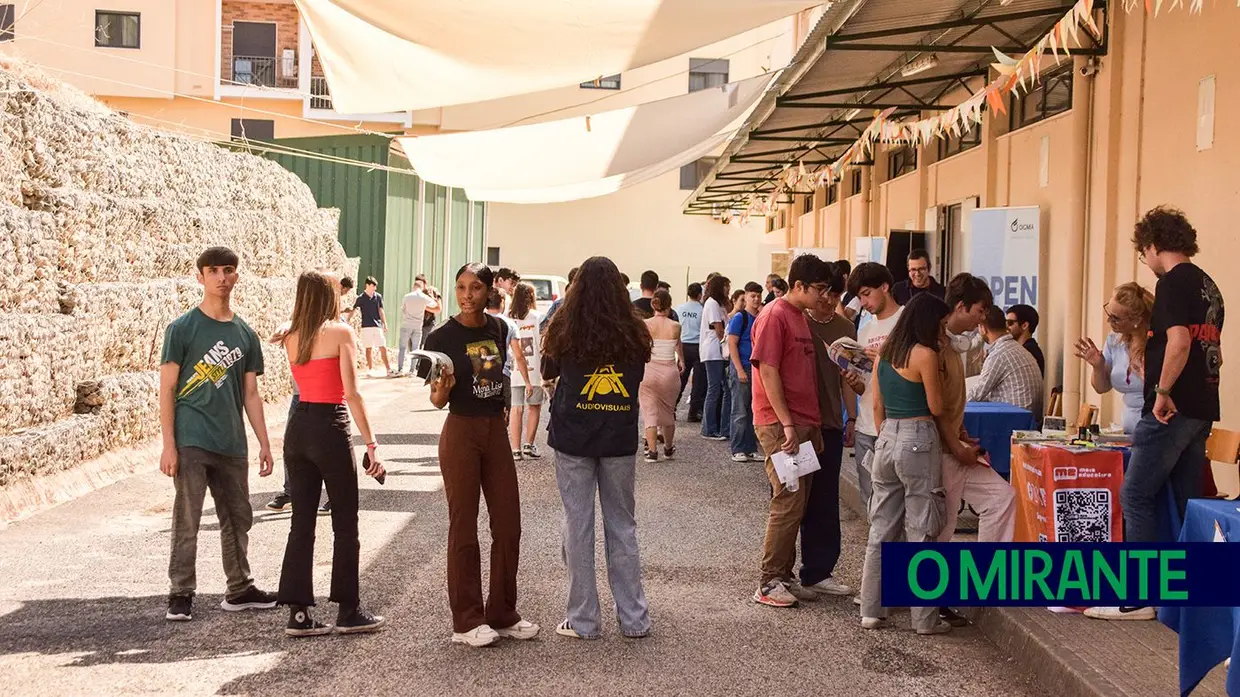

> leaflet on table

[
  {"left": 769, "top": 441, "right": 821, "bottom": 492},
  {"left": 827, "top": 337, "right": 874, "bottom": 374},
  {"left": 408, "top": 350, "right": 454, "bottom": 385}
]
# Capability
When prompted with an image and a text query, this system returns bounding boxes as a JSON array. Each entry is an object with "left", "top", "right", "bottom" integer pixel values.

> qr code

[{"left": 1053, "top": 488, "right": 1111, "bottom": 542}]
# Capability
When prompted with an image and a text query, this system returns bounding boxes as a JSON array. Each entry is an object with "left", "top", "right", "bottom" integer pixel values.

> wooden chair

[{"left": 1207, "top": 427, "right": 1240, "bottom": 500}]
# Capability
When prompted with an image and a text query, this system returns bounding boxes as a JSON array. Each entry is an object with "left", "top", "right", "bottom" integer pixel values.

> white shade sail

[
  {"left": 464, "top": 130, "right": 738, "bottom": 205},
  {"left": 397, "top": 73, "right": 775, "bottom": 192},
  {"left": 294, "top": 0, "right": 816, "bottom": 113}
]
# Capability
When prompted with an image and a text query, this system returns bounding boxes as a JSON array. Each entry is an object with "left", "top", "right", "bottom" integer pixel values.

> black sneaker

[
  {"left": 319, "top": 500, "right": 331, "bottom": 515},
  {"left": 286, "top": 606, "right": 333, "bottom": 637},
  {"left": 643, "top": 450, "right": 658, "bottom": 463},
  {"left": 939, "top": 607, "right": 970, "bottom": 627},
  {"left": 220, "top": 586, "right": 278, "bottom": 612},
  {"left": 166, "top": 594, "right": 193, "bottom": 622},
  {"left": 336, "top": 607, "right": 387, "bottom": 635},
  {"left": 663, "top": 445, "right": 676, "bottom": 460},
  {"left": 266, "top": 493, "right": 292, "bottom": 511}
]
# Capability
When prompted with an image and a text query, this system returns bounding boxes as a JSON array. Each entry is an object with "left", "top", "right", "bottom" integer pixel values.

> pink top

[{"left": 290, "top": 356, "right": 345, "bottom": 404}]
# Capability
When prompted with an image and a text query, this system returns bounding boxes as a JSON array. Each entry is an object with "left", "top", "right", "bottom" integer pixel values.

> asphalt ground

[{"left": 0, "top": 377, "right": 1040, "bottom": 696}]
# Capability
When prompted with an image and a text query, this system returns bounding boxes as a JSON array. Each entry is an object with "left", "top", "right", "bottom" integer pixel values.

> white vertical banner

[
  {"left": 969, "top": 206, "right": 1040, "bottom": 310},
  {"left": 854, "top": 237, "right": 885, "bottom": 264}
]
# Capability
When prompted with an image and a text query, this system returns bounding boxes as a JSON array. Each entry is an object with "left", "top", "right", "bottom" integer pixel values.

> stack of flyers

[
  {"left": 407, "top": 350, "right": 455, "bottom": 385},
  {"left": 828, "top": 337, "right": 874, "bottom": 374}
]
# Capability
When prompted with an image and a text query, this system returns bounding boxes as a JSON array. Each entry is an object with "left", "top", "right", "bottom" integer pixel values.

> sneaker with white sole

[
  {"left": 786, "top": 581, "right": 821, "bottom": 602},
  {"left": 916, "top": 620, "right": 953, "bottom": 636},
  {"left": 860, "top": 616, "right": 888, "bottom": 630},
  {"left": 522, "top": 443, "right": 542, "bottom": 459},
  {"left": 731, "top": 453, "right": 749, "bottom": 463},
  {"left": 166, "top": 594, "right": 193, "bottom": 622},
  {"left": 285, "top": 607, "right": 333, "bottom": 637},
  {"left": 853, "top": 595, "right": 862, "bottom": 606},
  {"left": 746, "top": 453, "right": 763, "bottom": 462},
  {"left": 753, "top": 580, "right": 798, "bottom": 608},
  {"left": 805, "top": 578, "right": 855, "bottom": 596},
  {"left": 495, "top": 619, "right": 540, "bottom": 640},
  {"left": 220, "top": 586, "right": 277, "bottom": 612},
  {"left": 452, "top": 624, "right": 500, "bottom": 647},
  {"left": 555, "top": 620, "right": 586, "bottom": 639},
  {"left": 1083, "top": 606, "right": 1156, "bottom": 621}
]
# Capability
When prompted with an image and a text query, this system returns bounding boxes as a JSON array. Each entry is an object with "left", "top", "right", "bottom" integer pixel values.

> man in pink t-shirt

[{"left": 750, "top": 254, "right": 835, "bottom": 609}]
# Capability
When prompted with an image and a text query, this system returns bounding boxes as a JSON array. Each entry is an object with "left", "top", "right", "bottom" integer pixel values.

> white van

[{"left": 523, "top": 274, "right": 569, "bottom": 315}]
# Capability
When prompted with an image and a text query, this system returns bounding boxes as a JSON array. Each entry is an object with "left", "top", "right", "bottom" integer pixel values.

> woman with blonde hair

[
  {"left": 640, "top": 289, "right": 684, "bottom": 462},
  {"left": 1074, "top": 281, "right": 1156, "bottom": 433},
  {"left": 278, "top": 270, "right": 386, "bottom": 637}
]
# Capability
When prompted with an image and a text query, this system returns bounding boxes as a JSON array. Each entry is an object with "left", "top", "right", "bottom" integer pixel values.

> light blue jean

[
  {"left": 555, "top": 450, "right": 651, "bottom": 638},
  {"left": 728, "top": 364, "right": 757, "bottom": 456},
  {"left": 701, "top": 360, "right": 731, "bottom": 438},
  {"left": 396, "top": 323, "right": 424, "bottom": 373}
]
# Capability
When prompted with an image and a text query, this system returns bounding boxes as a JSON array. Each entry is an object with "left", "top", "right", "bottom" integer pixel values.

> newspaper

[
  {"left": 407, "top": 350, "right": 454, "bottom": 385},
  {"left": 769, "top": 441, "right": 821, "bottom": 492},
  {"left": 827, "top": 337, "right": 874, "bottom": 375}
]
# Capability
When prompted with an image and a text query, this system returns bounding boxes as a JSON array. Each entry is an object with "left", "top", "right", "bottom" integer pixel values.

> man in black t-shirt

[
  {"left": 632, "top": 270, "right": 678, "bottom": 321},
  {"left": 890, "top": 249, "right": 946, "bottom": 306},
  {"left": 1087, "top": 207, "right": 1225, "bottom": 623}
]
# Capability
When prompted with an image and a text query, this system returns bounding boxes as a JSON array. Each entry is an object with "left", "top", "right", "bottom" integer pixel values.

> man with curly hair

[{"left": 1086, "top": 206, "right": 1225, "bottom": 622}]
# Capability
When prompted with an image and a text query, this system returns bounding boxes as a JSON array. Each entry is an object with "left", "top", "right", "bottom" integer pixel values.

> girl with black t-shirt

[
  {"left": 542, "top": 256, "right": 653, "bottom": 640},
  {"left": 421, "top": 263, "right": 539, "bottom": 647}
]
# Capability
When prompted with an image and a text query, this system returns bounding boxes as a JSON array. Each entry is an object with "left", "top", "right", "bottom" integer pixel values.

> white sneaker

[
  {"left": 747, "top": 453, "right": 763, "bottom": 462},
  {"left": 731, "top": 453, "right": 749, "bottom": 463},
  {"left": 785, "top": 582, "right": 820, "bottom": 602},
  {"left": 1083, "top": 606, "right": 1156, "bottom": 621},
  {"left": 451, "top": 624, "right": 500, "bottom": 647},
  {"left": 495, "top": 619, "right": 540, "bottom": 640},
  {"left": 853, "top": 595, "right": 862, "bottom": 606},
  {"left": 861, "top": 617, "right": 888, "bottom": 630},
  {"left": 805, "top": 578, "right": 855, "bottom": 596},
  {"left": 916, "top": 620, "right": 953, "bottom": 636}
]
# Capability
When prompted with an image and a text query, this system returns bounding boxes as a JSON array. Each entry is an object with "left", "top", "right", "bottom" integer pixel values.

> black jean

[
  {"left": 278, "top": 402, "right": 361, "bottom": 608},
  {"left": 799, "top": 427, "right": 843, "bottom": 586},
  {"left": 679, "top": 343, "right": 707, "bottom": 419}
]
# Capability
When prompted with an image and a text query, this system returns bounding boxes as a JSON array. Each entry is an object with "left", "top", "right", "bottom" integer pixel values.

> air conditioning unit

[{"left": 282, "top": 49, "right": 297, "bottom": 78}]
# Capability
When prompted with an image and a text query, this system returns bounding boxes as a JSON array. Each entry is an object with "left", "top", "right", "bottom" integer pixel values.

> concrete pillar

[{"left": 1059, "top": 56, "right": 1096, "bottom": 416}]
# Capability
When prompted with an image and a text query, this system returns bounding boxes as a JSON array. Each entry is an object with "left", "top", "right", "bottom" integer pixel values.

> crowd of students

[{"left": 154, "top": 205, "right": 1221, "bottom": 642}]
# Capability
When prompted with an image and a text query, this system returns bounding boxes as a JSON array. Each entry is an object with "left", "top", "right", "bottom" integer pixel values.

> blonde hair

[
  {"left": 1113, "top": 281, "right": 1155, "bottom": 372},
  {"left": 284, "top": 270, "right": 338, "bottom": 365}
]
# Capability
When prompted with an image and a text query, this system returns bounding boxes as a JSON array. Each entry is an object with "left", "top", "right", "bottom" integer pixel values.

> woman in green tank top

[{"left": 858, "top": 294, "right": 954, "bottom": 636}]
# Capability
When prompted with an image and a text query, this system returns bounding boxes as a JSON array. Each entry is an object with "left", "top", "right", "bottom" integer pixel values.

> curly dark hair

[
  {"left": 705, "top": 275, "right": 731, "bottom": 307},
  {"left": 543, "top": 257, "right": 652, "bottom": 365},
  {"left": 1132, "top": 206, "right": 1199, "bottom": 256}
]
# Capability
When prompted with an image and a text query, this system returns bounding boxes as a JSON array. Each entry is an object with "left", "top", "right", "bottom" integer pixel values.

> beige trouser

[
  {"left": 937, "top": 452, "right": 1017, "bottom": 543},
  {"left": 756, "top": 423, "right": 823, "bottom": 586}
]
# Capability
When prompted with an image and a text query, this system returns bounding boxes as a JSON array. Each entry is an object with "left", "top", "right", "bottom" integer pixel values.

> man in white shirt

[
  {"left": 967, "top": 306, "right": 1043, "bottom": 415},
  {"left": 675, "top": 283, "right": 705, "bottom": 420},
  {"left": 396, "top": 276, "right": 440, "bottom": 375},
  {"left": 846, "top": 263, "right": 904, "bottom": 516}
]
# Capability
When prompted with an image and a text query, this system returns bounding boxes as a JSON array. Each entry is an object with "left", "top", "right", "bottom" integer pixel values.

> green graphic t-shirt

[{"left": 160, "top": 308, "right": 264, "bottom": 457}]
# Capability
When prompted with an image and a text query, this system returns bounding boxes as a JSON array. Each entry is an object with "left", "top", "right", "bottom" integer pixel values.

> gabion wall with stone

[{"left": 0, "top": 63, "right": 357, "bottom": 488}]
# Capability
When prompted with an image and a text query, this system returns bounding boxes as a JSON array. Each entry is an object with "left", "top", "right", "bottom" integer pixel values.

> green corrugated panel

[
  {"left": 471, "top": 201, "right": 486, "bottom": 264},
  {"left": 264, "top": 134, "right": 391, "bottom": 288},
  {"left": 447, "top": 188, "right": 471, "bottom": 316},
  {"left": 423, "top": 182, "right": 448, "bottom": 310},
  {"left": 382, "top": 154, "right": 420, "bottom": 349}
]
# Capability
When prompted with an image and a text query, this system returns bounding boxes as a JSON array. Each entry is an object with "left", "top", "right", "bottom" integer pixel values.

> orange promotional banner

[{"left": 1010, "top": 443, "right": 1126, "bottom": 542}]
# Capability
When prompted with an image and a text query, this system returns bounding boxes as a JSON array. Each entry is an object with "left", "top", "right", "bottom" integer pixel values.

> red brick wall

[{"left": 221, "top": 2, "right": 300, "bottom": 85}]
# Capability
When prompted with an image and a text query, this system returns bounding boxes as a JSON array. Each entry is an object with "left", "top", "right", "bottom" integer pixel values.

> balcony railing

[
  {"left": 310, "top": 76, "right": 332, "bottom": 110},
  {"left": 231, "top": 55, "right": 298, "bottom": 89}
]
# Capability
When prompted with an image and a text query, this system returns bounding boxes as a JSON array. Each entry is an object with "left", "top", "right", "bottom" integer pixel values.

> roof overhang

[{"left": 683, "top": 0, "right": 1108, "bottom": 216}]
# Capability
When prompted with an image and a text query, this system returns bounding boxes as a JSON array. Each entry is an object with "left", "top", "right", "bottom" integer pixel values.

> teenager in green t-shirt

[{"left": 159, "top": 246, "right": 276, "bottom": 623}]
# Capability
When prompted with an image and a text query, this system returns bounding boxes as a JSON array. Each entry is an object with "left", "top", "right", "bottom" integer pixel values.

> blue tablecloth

[
  {"left": 1159, "top": 499, "right": 1240, "bottom": 696},
  {"left": 964, "top": 402, "right": 1037, "bottom": 478}
]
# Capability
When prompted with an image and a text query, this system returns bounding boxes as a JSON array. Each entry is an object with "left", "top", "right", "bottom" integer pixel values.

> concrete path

[{"left": 0, "top": 379, "right": 1039, "bottom": 696}]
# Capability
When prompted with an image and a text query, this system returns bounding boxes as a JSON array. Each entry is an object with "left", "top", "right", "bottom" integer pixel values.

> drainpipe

[{"left": 1061, "top": 56, "right": 1096, "bottom": 416}]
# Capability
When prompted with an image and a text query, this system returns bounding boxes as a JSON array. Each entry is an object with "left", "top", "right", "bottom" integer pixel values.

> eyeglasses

[{"left": 1103, "top": 304, "right": 1128, "bottom": 324}]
